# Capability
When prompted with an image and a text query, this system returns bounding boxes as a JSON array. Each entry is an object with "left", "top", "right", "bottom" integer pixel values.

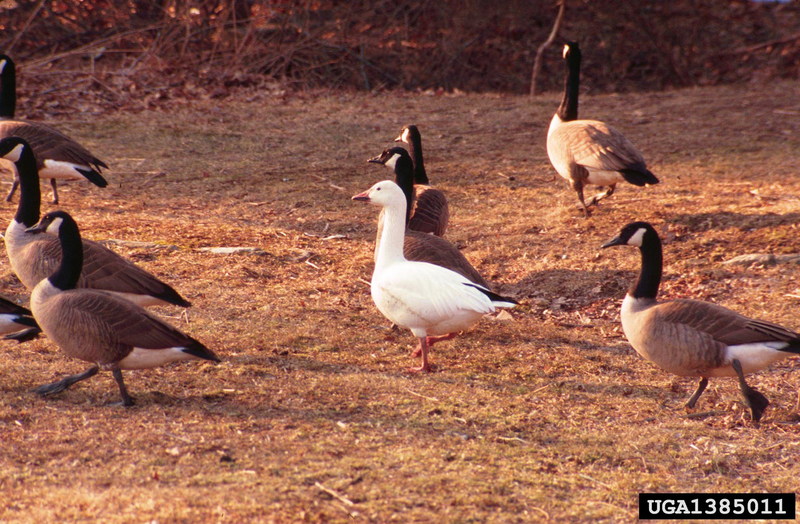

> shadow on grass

[{"left": 667, "top": 211, "right": 800, "bottom": 232}]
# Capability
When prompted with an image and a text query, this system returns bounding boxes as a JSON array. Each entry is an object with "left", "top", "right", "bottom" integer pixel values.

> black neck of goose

[
  {"left": 407, "top": 133, "right": 429, "bottom": 184},
  {"left": 557, "top": 52, "right": 580, "bottom": 122},
  {"left": 49, "top": 218, "right": 83, "bottom": 291},
  {"left": 392, "top": 155, "right": 416, "bottom": 225},
  {"left": 0, "top": 61, "right": 15, "bottom": 118},
  {"left": 632, "top": 231, "right": 662, "bottom": 300},
  {"left": 14, "top": 146, "right": 40, "bottom": 227}
]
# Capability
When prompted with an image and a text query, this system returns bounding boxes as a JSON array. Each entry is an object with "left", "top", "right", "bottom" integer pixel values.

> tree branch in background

[{"left": 530, "top": 0, "right": 566, "bottom": 97}]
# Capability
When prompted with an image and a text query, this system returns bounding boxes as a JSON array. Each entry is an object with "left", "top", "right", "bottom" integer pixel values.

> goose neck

[
  {"left": 632, "top": 234, "right": 662, "bottom": 300},
  {"left": 392, "top": 156, "right": 416, "bottom": 225},
  {"left": 0, "top": 61, "right": 15, "bottom": 118},
  {"left": 374, "top": 199, "right": 407, "bottom": 272},
  {"left": 557, "top": 53, "right": 580, "bottom": 122},
  {"left": 14, "top": 147, "right": 40, "bottom": 227},
  {"left": 48, "top": 218, "right": 83, "bottom": 291},
  {"left": 407, "top": 135, "right": 429, "bottom": 184}
]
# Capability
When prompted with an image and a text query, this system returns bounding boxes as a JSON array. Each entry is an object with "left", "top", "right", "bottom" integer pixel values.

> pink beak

[{"left": 352, "top": 190, "right": 370, "bottom": 202}]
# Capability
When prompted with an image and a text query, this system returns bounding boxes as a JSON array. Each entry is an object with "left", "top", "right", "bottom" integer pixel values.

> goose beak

[
  {"left": 352, "top": 190, "right": 370, "bottom": 202},
  {"left": 393, "top": 133, "right": 403, "bottom": 142},
  {"left": 25, "top": 223, "right": 48, "bottom": 235},
  {"left": 601, "top": 235, "right": 623, "bottom": 249},
  {"left": 367, "top": 154, "right": 384, "bottom": 164}
]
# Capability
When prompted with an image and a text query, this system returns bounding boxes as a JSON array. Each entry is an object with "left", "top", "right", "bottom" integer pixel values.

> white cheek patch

[
  {"left": 4, "top": 143, "right": 24, "bottom": 163},
  {"left": 0, "top": 59, "right": 7, "bottom": 74},
  {"left": 563, "top": 45, "right": 570, "bottom": 59},
  {"left": 45, "top": 216, "right": 64, "bottom": 235},
  {"left": 627, "top": 227, "right": 647, "bottom": 247},
  {"left": 40, "top": 159, "right": 91, "bottom": 180},
  {"left": 401, "top": 128, "right": 410, "bottom": 143},
  {"left": 384, "top": 153, "right": 401, "bottom": 171}
]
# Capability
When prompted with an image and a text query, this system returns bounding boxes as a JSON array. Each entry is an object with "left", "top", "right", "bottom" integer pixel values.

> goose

[
  {"left": 0, "top": 296, "right": 40, "bottom": 342},
  {"left": 602, "top": 221, "right": 800, "bottom": 422},
  {"left": 368, "top": 146, "right": 488, "bottom": 288},
  {"left": 0, "top": 54, "right": 108, "bottom": 204},
  {"left": 391, "top": 124, "right": 449, "bottom": 236},
  {"left": 547, "top": 42, "right": 659, "bottom": 217},
  {"left": 0, "top": 136, "right": 190, "bottom": 308},
  {"left": 27, "top": 210, "right": 220, "bottom": 406},
  {"left": 353, "top": 180, "right": 517, "bottom": 372}
]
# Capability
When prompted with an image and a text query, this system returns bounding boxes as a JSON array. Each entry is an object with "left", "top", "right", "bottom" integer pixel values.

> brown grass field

[{"left": 0, "top": 81, "right": 799, "bottom": 522}]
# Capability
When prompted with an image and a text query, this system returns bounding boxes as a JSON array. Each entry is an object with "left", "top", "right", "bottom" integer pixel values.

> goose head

[
  {"left": 25, "top": 210, "right": 69, "bottom": 236},
  {"left": 563, "top": 41, "right": 581, "bottom": 63},
  {"left": 394, "top": 125, "right": 419, "bottom": 144},
  {"left": 0, "top": 135, "right": 28, "bottom": 163},
  {"left": 352, "top": 180, "right": 406, "bottom": 209},
  {"left": 601, "top": 221, "right": 657, "bottom": 249},
  {"left": 367, "top": 146, "right": 413, "bottom": 172}
]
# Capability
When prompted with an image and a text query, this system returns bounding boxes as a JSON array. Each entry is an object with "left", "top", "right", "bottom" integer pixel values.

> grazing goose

[
  {"left": 602, "top": 221, "right": 800, "bottom": 422},
  {"left": 391, "top": 124, "right": 449, "bottom": 236},
  {"left": 0, "top": 296, "right": 40, "bottom": 342},
  {"left": 353, "top": 180, "right": 517, "bottom": 372},
  {"left": 28, "top": 211, "right": 220, "bottom": 406},
  {"left": 0, "top": 54, "right": 108, "bottom": 204},
  {"left": 0, "top": 137, "right": 189, "bottom": 307},
  {"left": 547, "top": 42, "right": 659, "bottom": 216},
  {"left": 368, "top": 146, "right": 488, "bottom": 288}
]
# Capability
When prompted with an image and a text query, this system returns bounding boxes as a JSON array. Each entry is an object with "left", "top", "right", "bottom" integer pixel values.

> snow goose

[
  {"left": 28, "top": 211, "right": 220, "bottom": 406},
  {"left": 390, "top": 124, "right": 449, "bottom": 236},
  {"left": 547, "top": 42, "right": 658, "bottom": 216},
  {"left": 602, "top": 221, "right": 800, "bottom": 422},
  {"left": 0, "top": 54, "right": 108, "bottom": 204},
  {"left": 0, "top": 136, "right": 189, "bottom": 307},
  {"left": 368, "top": 146, "right": 488, "bottom": 288},
  {"left": 353, "top": 180, "right": 516, "bottom": 372}
]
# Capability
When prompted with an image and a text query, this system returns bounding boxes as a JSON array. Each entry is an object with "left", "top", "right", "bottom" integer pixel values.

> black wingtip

[
  {"left": 463, "top": 283, "right": 519, "bottom": 305},
  {"left": 182, "top": 340, "right": 221, "bottom": 363},
  {"left": 5, "top": 327, "right": 41, "bottom": 343},
  {"left": 620, "top": 168, "right": 659, "bottom": 187},
  {"left": 77, "top": 167, "right": 109, "bottom": 188}
]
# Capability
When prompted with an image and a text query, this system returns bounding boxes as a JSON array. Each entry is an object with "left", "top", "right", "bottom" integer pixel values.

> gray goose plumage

[
  {"left": 0, "top": 296, "right": 40, "bottom": 342},
  {"left": 547, "top": 43, "right": 658, "bottom": 217},
  {"left": 0, "top": 54, "right": 108, "bottom": 204},
  {"left": 0, "top": 137, "right": 189, "bottom": 308},
  {"left": 393, "top": 125, "right": 449, "bottom": 236},
  {"left": 368, "top": 147, "right": 488, "bottom": 288},
  {"left": 602, "top": 221, "right": 800, "bottom": 422},
  {"left": 28, "top": 211, "right": 220, "bottom": 406}
]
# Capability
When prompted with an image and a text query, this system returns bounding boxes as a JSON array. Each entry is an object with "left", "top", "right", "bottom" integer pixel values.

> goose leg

[
  {"left": 411, "top": 333, "right": 457, "bottom": 357},
  {"left": 112, "top": 369, "right": 135, "bottom": 407},
  {"left": 572, "top": 182, "right": 591, "bottom": 217},
  {"left": 50, "top": 178, "right": 59, "bottom": 205},
  {"left": 732, "top": 359, "right": 769, "bottom": 422},
  {"left": 408, "top": 336, "right": 434, "bottom": 373},
  {"left": 587, "top": 184, "right": 616, "bottom": 207},
  {"left": 5, "top": 177, "right": 18, "bottom": 202},
  {"left": 685, "top": 377, "right": 708, "bottom": 408},
  {"left": 33, "top": 366, "right": 100, "bottom": 397}
]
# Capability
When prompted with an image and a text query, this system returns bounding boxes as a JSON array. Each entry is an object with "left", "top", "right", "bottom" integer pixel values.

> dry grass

[{"left": 1, "top": 81, "right": 799, "bottom": 522}]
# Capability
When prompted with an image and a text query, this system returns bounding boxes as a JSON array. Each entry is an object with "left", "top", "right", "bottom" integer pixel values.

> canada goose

[
  {"left": 547, "top": 42, "right": 659, "bottom": 217},
  {"left": 0, "top": 137, "right": 189, "bottom": 307},
  {"left": 353, "top": 180, "right": 517, "bottom": 372},
  {"left": 27, "top": 210, "right": 220, "bottom": 406},
  {"left": 392, "top": 124, "right": 449, "bottom": 236},
  {"left": 602, "top": 221, "right": 800, "bottom": 422},
  {"left": 0, "top": 54, "right": 108, "bottom": 204},
  {"left": 368, "top": 146, "right": 488, "bottom": 288},
  {"left": 0, "top": 296, "right": 40, "bottom": 342}
]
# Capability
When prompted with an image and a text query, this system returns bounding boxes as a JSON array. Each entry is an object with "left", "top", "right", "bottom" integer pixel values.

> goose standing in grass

[
  {"left": 369, "top": 146, "right": 488, "bottom": 288},
  {"left": 353, "top": 180, "right": 517, "bottom": 372},
  {"left": 547, "top": 42, "right": 659, "bottom": 217},
  {"left": 0, "top": 296, "right": 40, "bottom": 342},
  {"left": 392, "top": 124, "right": 449, "bottom": 236},
  {"left": 602, "top": 221, "right": 800, "bottom": 422},
  {"left": 28, "top": 211, "right": 219, "bottom": 406},
  {"left": 0, "top": 54, "right": 108, "bottom": 204},
  {"left": 0, "top": 137, "right": 190, "bottom": 307}
]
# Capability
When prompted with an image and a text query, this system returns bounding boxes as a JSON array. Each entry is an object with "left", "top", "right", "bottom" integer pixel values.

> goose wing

[
  {"left": 0, "top": 120, "right": 107, "bottom": 171},
  {"left": 554, "top": 119, "right": 647, "bottom": 172},
  {"left": 403, "top": 230, "right": 489, "bottom": 288},
  {"left": 409, "top": 186, "right": 449, "bottom": 236}
]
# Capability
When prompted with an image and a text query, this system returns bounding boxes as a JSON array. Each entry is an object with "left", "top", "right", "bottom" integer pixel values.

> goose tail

[
  {"left": 464, "top": 283, "right": 518, "bottom": 308},
  {"left": 620, "top": 168, "right": 659, "bottom": 187}
]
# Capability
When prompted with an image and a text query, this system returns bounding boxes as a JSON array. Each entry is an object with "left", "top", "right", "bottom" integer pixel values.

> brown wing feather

[
  {"left": 403, "top": 230, "right": 489, "bottom": 288},
  {"left": 0, "top": 120, "right": 107, "bottom": 170},
  {"left": 409, "top": 186, "right": 449, "bottom": 237},
  {"left": 554, "top": 120, "right": 647, "bottom": 172}
]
